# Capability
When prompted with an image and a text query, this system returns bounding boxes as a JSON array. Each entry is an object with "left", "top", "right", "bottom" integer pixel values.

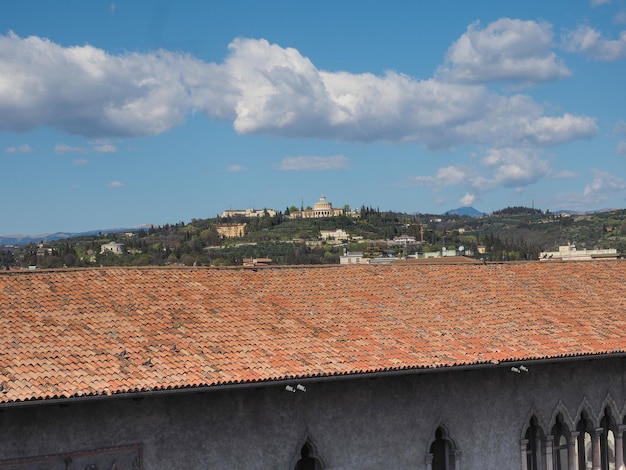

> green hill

[{"left": 3, "top": 207, "right": 625, "bottom": 269}]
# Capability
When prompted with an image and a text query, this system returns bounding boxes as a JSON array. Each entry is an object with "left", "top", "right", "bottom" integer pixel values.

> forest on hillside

[{"left": 2, "top": 206, "right": 625, "bottom": 269}]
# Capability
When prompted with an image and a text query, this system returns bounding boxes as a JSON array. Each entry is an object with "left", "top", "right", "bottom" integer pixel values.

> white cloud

[
  {"left": 562, "top": 26, "right": 626, "bottom": 61},
  {"left": 460, "top": 193, "right": 476, "bottom": 206},
  {"left": 406, "top": 147, "right": 551, "bottom": 201},
  {"left": 55, "top": 144, "right": 86, "bottom": 154},
  {"left": 591, "top": 0, "right": 611, "bottom": 6},
  {"left": 5, "top": 144, "right": 32, "bottom": 154},
  {"left": 0, "top": 32, "right": 597, "bottom": 151},
  {"left": 278, "top": 155, "right": 349, "bottom": 171},
  {"left": 227, "top": 164, "right": 246, "bottom": 172},
  {"left": 108, "top": 181, "right": 124, "bottom": 188},
  {"left": 522, "top": 114, "right": 598, "bottom": 146},
  {"left": 582, "top": 169, "right": 626, "bottom": 200},
  {"left": 93, "top": 143, "right": 117, "bottom": 153},
  {"left": 439, "top": 19, "right": 570, "bottom": 85},
  {"left": 475, "top": 147, "right": 550, "bottom": 189},
  {"left": 72, "top": 159, "right": 88, "bottom": 166},
  {"left": 617, "top": 141, "right": 626, "bottom": 155},
  {"left": 0, "top": 32, "right": 226, "bottom": 138},
  {"left": 408, "top": 165, "right": 467, "bottom": 187}
]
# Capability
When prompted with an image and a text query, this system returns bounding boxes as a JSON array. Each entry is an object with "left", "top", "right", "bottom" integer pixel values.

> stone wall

[{"left": 1, "top": 356, "right": 624, "bottom": 469}]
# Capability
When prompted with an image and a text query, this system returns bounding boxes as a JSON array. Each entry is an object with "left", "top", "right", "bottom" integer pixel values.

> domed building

[{"left": 290, "top": 195, "right": 344, "bottom": 219}]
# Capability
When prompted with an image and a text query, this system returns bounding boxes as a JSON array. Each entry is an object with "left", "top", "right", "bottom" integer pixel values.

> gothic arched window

[
  {"left": 552, "top": 414, "right": 569, "bottom": 470},
  {"left": 600, "top": 408, "right": 616, "bottom": 470},
  {"left": 428, "top": 426, "right": 458, "bottom": 470},
  {"left": 577, "top": 412, "right": 593, "bottom": 470},
  {"left": 525, "top": 416, "right": 544, "bottom": 470},
  {"left": 294, "top": 442, "right": 323, "bottom": 470}
]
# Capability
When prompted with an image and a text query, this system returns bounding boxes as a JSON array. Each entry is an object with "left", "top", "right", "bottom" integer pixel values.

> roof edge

[{"left": 3, "top": 352, "right": 624, "bottom": 409}]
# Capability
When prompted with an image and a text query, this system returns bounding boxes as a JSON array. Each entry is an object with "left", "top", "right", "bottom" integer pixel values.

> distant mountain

[
  {"left": 0, "top": 225, "right": 152, "bottom": 246},
  {"left": 445, "top": 206, "right": 484, "bottom": 217}
]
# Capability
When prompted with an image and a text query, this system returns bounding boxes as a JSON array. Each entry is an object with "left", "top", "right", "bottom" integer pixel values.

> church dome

[{"left": 314, "top": 195, "right": 332, "bottom": 210}]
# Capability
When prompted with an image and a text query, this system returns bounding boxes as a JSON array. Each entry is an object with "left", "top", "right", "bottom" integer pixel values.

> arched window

[
  {"left": 428, "top": 426, "right": 458, "bottom": 470},
  {"left": 577, "top": 412, "right": 593, "bottom": 470},
  {"left": 600, "top": 408, "right": 616, "bottom": 470},
  {"left": 294, "top": 442, "right": 323, "bottom": 470},
  {"left": 525, "top": 416, "right": 544, "bottom": 470},
  {"left": 552, "top": 414, "right": 569, "bottom": 470}
]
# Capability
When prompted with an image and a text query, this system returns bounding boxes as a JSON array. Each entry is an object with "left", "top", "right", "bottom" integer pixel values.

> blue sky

[{"left": 2, "top": 1, "right": 626, "bottom": 235}]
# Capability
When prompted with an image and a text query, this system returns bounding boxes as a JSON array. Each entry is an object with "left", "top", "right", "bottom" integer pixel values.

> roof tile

[{"left": 1, "top": 262, "right": 626, "bottom": 403}]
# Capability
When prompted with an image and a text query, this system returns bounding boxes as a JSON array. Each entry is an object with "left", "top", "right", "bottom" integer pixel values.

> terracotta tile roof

[{"left": 1, "top": 262, "right": 625, "bottom": 404}]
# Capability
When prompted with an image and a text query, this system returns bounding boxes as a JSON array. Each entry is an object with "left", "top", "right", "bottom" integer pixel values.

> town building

[
  {"left": 216, "top": 223, "right": 246, "bottom": 238},
  {"left": 319, "top": 229, "right": 350, "bottom": 241},
  {"left": 100, "top": 241, "right": 125, "bottom": 255},
  {"left": 539, "top": 243, "right": 620, "bottom": 261},
  {"left": 221, "top": 208, "right": 277, "bottom": 218},
  {"left": 1, "top": 262, "right": 626, "bottom": 469},
  {"left": 289, "top": 195, "right": 344, "bottom": 219}
]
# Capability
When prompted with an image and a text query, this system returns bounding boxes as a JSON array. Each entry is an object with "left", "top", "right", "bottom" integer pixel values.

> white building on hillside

[
  {"left": 221, "top": 208, "right": 277, "bottom": 218},
  {"left": 100, "top": 241, "right": 125, "bottom": 255},
  {"left": 539, "top": 243, "right": 619, "bottom": 261}
]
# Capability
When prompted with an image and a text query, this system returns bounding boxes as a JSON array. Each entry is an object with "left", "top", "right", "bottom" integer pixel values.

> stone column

[
  {"left": 592, "top": 428, "right": 603, "bottom": 470},
  {"left": 425, "top": 453, "right": 433, "bottom": 470},
  {"left": 615, "top": 425, "right": 626, "bottom": 470},
  {"left": 568, "top": 431, "right": 580, "bottom": 470},
  {"left": 520, "top": 439, "right": 529, "bottom": 470},
  {"left": 453, "top": 450, "right": 461, "bottom": 470},
  {"left": 546, "top": 435, "right": 554, "bottom": 470}
]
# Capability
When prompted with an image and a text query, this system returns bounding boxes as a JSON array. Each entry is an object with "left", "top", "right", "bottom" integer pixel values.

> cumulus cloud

[
  {"left": 582, "top": 169, "right": 626, "bottom": 201},
  {"left": 553, "top": 170, "right": 626, "bottom": 210},
  {"left": 476, "top": 147, "right": 551, "bottom": 189},
  {"left": 0, "top": 32, "right": 597, "bottom": 150},
  {"left": 562, "top": 26, "right": 626, "bottom": 61},
  {"left": 405, "top": 146, "right": 551, "bottom": 201},
  {"left": 460, "top": 193, "right": 476, "bottom": 206},
  {"left": 617, "top": 141, "right": 626, "bottom": 155},
  {"left": 439, "top": 19, "right": 570, "bottom": 85},
  {"left": 278, "top": 155, "right": 349, "bottom": 171},
  {"left": 407, "top": 166, "right": 467, "bottom": 187},
  {"left": 0, "top": 32, "right": 230, "bottom": 138},
  {"left": 522, "top": 114, "right": 597, "bottom": 146},
  {"left": 108, "top": 181, "right": 124, "bottom": 188},
  {"left": 5, "top": 144, "right": 32, "bottom": 154}
]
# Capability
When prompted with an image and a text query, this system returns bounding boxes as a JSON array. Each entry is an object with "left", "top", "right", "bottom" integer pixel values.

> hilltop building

[
  {"left": 221, "top": 208, "right": 277, "bottom": 218},
  {"left": 100, "top": 241, "right": 125, "bottom": 255},
  {"left": 289, "top": 195, "right": 344, "bottom": 219},
  {"left": 1, "top": 262, "right": 626, "bottom": 469},
  {"left": 216, "top": 223, "right": 246, "bottom": 239},
  {"left": 319, "top": 229, "right": 350, "bottom": 241}
]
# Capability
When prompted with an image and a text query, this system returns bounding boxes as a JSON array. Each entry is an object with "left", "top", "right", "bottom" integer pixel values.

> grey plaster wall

[{"left": 1, "top": 356, "right": 625, "bottom": 469}]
